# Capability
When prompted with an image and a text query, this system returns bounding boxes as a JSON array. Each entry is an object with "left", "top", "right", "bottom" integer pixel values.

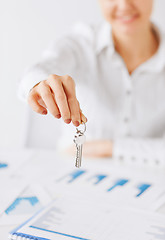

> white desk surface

[
  {"left": 1, "top": 225, "right": 16, "bottom": 239},
  {"left": 0, "top": 149, "right": 165, "bottom": 239}
]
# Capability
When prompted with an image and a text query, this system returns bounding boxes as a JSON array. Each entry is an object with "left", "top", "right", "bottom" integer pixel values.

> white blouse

[{"left": 18, "top": 20, "right": 165, "bottom": 166}]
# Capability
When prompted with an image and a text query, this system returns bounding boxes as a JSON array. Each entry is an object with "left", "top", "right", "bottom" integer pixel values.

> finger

[
  {"left": 28, "top": 92, "right": 47, "bottom": 115},
  {"left": 39, "top": 81, "right": 61, "bottom": 119},
  {"left": 38, "top": 91, "right": 59, "bottom": 110},
  {"left": 48, "top": 75, "right": 71, "bottom": 123},
  {"left": 80, "top": 111, "right": 88, "bottom": 123},
  {"left": 62, "top": 75, "right": 81, "bottom": 127},
  {"left": 69, "top": 99, "right": 81, "bottom": 127},
  {"left": 79, "top": 105, "right": 88, "bottom": 123},
  {"left": 38, "top": 98, "right": 47, "bottom": 108}
]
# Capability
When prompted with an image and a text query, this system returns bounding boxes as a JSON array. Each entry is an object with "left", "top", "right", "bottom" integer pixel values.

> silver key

[
  {"left": 74, "top": 134, "right": 86, "bottom": 167},
  {"left": 73, "top": 123, "right": 86, "bottom": 168}
]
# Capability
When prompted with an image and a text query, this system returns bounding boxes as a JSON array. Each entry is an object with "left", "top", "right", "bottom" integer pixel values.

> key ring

[{"left": 76, "top": 122, "right": 86, "bottom": 135}]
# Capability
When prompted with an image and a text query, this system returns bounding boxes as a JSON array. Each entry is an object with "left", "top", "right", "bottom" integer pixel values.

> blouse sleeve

[
  {"left": 18, "top": 34, "right": 81, "bottom": 101},
  {"left": 113, "top": 137, "right": 165, "bottom": 167}
]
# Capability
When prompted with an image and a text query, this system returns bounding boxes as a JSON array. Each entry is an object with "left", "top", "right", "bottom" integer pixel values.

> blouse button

[
  {"left": 131, "top": 157, "right": 136, "bottom": 162},
  {"left": 155, "top": 159, "right": 160, "bottom": 165},
  {"left": 126, "top": 90, "right": 131, "bottom": 95},
  {"left": 124, "top": 117, "right": 129, "bottom": 123}
]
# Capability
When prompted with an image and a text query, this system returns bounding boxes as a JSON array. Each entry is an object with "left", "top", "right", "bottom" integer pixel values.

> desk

[
  {"left": 1, "top": 149, "right": 165, "bottom": 239},
  {"left": 1, "top": 225, "right": 16, "bottom": 239}
]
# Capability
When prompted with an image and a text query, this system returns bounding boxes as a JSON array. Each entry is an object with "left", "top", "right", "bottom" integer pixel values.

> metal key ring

[{"left": 76, "top": 122, "right": 86, "bottom": 135}]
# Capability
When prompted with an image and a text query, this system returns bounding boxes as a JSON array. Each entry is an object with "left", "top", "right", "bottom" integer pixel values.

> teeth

[{"left": 121, "top": 16, "right": 134, "bottom": 21}]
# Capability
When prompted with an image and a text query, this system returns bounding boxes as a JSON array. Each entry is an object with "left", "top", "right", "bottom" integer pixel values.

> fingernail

[
  {"left": 56, "top": 114, "right": 61, "bottom": 119},
  {"left": 84, "top": 117, "right": 88, "bottom": 123},
  {"left": 73, "top": 121, "right": 80, "bottom": 127},
  {"left": 42, "top": 110, "right": 47, "bottom": 115},
  {"left": 81, "top": 115, "right": 87, "bottom": 123},
  {"left": 64, "top": 119, "right": 71, "bottom": 124}
]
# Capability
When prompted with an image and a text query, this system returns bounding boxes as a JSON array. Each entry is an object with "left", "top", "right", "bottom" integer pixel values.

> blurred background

[{"left": 0, "top": 0, "right": 165, "bottom": 149}]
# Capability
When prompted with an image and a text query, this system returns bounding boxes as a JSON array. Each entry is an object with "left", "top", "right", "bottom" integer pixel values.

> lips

[{"left": 116, "top": 14, "right": 138, "bottom": 23}]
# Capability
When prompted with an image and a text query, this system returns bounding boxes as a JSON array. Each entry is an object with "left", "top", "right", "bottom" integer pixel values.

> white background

[{"left": 0, "top": 0, "right": 165, "bottom": 149}]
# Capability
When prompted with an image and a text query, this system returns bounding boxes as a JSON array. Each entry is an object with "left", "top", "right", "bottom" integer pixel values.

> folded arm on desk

[
  {"left": 65, "top": 140, "right": 113, "bottom": 158},
  {"left": 65, "top": 137, "right": 165, "bottom": 166}
]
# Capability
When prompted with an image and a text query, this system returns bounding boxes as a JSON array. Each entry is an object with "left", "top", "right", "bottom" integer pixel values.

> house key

[{"left": 73, "top": 122, "right": 86, "bottom": 168}]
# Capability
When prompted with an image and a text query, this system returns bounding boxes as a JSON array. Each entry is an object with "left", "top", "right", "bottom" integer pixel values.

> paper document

[
  {"left": 0, "top": 184, "right": 51, "bottom": 225},
  {"left": 42, "top": 163, "right": 165, "bottom": 211},
  {"left": 10, "top": 193, "right": 165, "bottom": 240},
  {"left": 0, "top": 150, "right": 33, "bottom": 215}
]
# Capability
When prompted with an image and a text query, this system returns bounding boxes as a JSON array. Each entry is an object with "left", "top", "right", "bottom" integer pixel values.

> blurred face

[{"left": 98, "top": 0, "right": 154, "bottom": 35}]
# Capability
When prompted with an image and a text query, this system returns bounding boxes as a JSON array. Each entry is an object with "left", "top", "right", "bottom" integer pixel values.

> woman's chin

[
  {"left": 112, "top": 17, "right": 143, "bottom": 36},
  {"left": 114, "top": 23, "right": 141, "bottom": 36}
]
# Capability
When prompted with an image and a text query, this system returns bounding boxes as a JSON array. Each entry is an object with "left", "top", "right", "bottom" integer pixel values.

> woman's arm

[
  {"left": 18, "top": 35, "right": 87, "bottom": 126},
  {"left": 66, "top": 137, "right": 165, "bottom": 167},
  {"left": 18, "top": 35, "right": 79, "bottom": 101}
]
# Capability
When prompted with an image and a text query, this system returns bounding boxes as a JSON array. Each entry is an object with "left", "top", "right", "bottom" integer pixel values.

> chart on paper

[
  {"left": 44, "top": 167, "right": 165, "bottom": 211},
  {"left": 0, "top": 184, "right": 51, "bottom": 225},
  {"left": 18, "top": 194, "right": 165, "bottom": 240}
]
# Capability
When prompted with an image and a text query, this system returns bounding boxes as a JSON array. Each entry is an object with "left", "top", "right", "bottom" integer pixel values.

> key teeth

[{"left": 75, "top": 157, "right": 79, "bottom": 168}]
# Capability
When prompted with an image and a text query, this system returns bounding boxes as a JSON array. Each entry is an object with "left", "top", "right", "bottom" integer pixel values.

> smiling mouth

[{"left": 116, "top": 14, "right": 139, "bottom": 23}]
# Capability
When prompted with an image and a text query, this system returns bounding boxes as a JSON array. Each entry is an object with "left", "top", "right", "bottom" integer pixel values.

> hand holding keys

[{"left": 73, "top": 122, "right": 86, "bottom": 168}]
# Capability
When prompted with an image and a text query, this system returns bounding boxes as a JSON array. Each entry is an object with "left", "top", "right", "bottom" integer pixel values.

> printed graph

[
  {"left": 57, "top": 170, "right": 86, "bottom": 183},
  {"left": 5, "top": 196, "right": 40, "bottom": 215},
  {"left": 30, "top": 206, "right": 89, "bottom": 240},
  {"left": 88, "top": 174, "right": 107, "bottom": 184},
  {"left": 57, "top": 169, "right": 152, "bottom": 197},
  {"left": 0, "top": 162, "right": 8, "bottom": 168}
]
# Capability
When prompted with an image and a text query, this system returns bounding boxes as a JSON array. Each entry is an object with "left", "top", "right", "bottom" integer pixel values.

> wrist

[{"left": 104, "top": 140, "right": 113, "bottom": 157}]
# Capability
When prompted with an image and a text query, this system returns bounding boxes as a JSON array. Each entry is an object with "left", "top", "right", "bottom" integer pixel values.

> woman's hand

[
  {"left": 66, "top": 140, "right": 113, "bottom": 158},
  {"left": 28, "top": 74, "right": 87, "bottom": 127}
]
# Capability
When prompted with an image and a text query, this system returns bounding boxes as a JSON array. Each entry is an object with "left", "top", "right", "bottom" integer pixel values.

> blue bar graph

[
  {"left": 56, "top": 170, "right": 153, "bottom": 199},
  {"left": 136, "top": 183, "right": 151, "bottom": 197},
  {"left": 88, "top": 174, "right": 107, "bottom": 185},
  {"left": 57, "top": 170, "right": 86, "bottom": 183},
  {"left": 0, "top": 162, "right": 8, "bottom": 169},
  {"left": 107, "top": 179, "right": 129, "bottom": 192},
  {"left": 5, "top": 197, "right": 39, "bottom": 215}
]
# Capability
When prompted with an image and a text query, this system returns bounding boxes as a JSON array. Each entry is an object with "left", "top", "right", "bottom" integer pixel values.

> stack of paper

[{"left": 1, "top": 150, "right": 165, "bottom": 239}]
